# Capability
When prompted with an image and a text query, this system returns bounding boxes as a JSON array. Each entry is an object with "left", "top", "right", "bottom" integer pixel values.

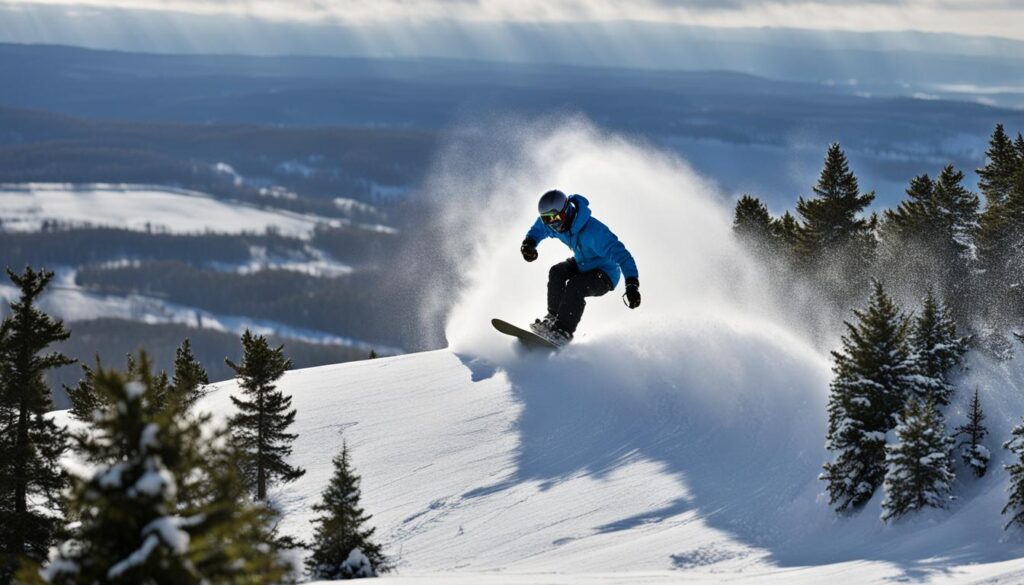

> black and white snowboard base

[{"left": 491, "top": 318, "right": 559, "bottom": 350}]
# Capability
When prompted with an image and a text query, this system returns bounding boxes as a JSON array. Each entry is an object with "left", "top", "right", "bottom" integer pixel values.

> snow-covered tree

[
  {"left": 907, "top": 290, "right": 969, "bottom": 406},
  {"left": 822, "top": 281, "right": 915, "bottom": 513},
  {"left": 227, "top": 330, "right": 305, "bottom": 501},
  {"left": 171, "top": 339, "right": 209, "bottom": 410},
  {"left": 881, "top": 398, "right": 956, "bottom": 522},
  {"left": 306, "top": 442, "right": 388, "bottom": 580},
  {"left": 1003, "top": 417, "right": 1024, "bottom": 530},
  {"left": 955, "top": 388, "right": 989, "bottom": 478},
  {"left": 25, "top": 361, "right": 292, "bottom": 584},
  {"left": 0, "top": 267, "right": 73, "bottom": 582}
]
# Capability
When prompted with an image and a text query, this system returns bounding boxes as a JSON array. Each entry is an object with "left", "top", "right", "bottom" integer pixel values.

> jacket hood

[{"left": 567, "top": 194, "right": 592, "bottom": 234}]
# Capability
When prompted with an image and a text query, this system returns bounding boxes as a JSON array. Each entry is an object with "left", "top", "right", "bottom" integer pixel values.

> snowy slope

[{"left": 196, "top": 341, "right": 1024, "bottom": 584}]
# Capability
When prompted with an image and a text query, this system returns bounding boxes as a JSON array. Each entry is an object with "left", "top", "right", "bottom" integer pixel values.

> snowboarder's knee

[
  {"left": 564, "top": 276, "right": 589, "bottom": 297},
  {"left": 549, "top": 262, "right": 574, "bottom": 281}
]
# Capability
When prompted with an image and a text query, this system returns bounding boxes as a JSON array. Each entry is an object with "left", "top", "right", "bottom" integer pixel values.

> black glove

[
  {"left": 521, "top": 238, "right": 538, "bottom": 262},
  {"left": 624, "top": 277, "right": 641, "bottom": 309}
]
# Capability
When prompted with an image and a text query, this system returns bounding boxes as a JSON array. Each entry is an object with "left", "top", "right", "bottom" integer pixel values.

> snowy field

[{"left": 0, "top": 183, "right": 341, "bottom": 238}]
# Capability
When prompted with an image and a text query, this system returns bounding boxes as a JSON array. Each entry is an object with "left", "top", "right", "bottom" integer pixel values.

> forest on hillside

[{"left": 735, "top": 124, "right": 1024, "bottom": 523}]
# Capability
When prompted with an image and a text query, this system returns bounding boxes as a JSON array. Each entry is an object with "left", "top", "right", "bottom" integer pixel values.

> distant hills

[
  {"left": 3, "top": 43, "right": 1023, "bottom": 206},
  {"left": 2, "top": 7, "right": 1023, "bottom": 98}
]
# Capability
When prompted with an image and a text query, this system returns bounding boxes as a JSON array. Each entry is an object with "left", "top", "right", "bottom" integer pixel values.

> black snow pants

[{"left": 547, "top": 258, "right": 613, "bottom": 334}]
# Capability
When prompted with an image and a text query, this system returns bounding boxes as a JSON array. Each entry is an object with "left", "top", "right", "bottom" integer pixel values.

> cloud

[
  {"left": 6, "top": 0, "right": 1023, "bottom": 22},
  {"left": 2, "top": 0, "right": 1023, "bottom": 41}
]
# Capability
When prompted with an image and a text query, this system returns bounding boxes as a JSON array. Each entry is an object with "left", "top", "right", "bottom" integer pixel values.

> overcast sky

[{"left": 4, "top": 0, "right": 1024, "bottom": 41}]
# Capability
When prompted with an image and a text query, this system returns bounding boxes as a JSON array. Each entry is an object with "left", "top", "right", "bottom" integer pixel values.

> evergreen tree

[
  {"left": 877, "top": 174, "right": 938, "bottom": 306},
  {"left": 879, "top": 168, "right": 979, "bottom": 318},
  {"left": 976, "top": 157, "right": 1024, "bottom": 322},
  {"left": 907, "top": 291, "right": 969, "bottom": 406},
  {"left": 821, "top": 281, "right": 915, "bottom": 512},
  {"left": 933, "top": 165, "right": 982, "bottom": 253},
  {"left": 880, "top": 398, "right": 955, "bottom": 522},
  {"left": 795, "top": 143, "right": 877, "bottom": 303},
  {"left": 977, "top": 124, "right": 1021, "bottom": 207},
  {"left": 66, "top": 353, "right": 172, "bottom": 421},
  {"left": 172, "top": 339, "right": 209, "bottom": 410},
  {"left": 306, "top": 442, "right": 388, "bottom": 580},
  {"left": 770, "top": 211, "right": 800, "bottom": 256},
  {"left": 367, "top": 350, "right": 378, "bottom": 360},
  {"left": 733, "top": 195, "right": 773, "bottom": 247},
  {"left": 1003, "top": 417, "right": 1024, "bottom": 530},
  {"left": 65, "top": 358, "right": 101, "bottom": 422},
  {"left": 22, "top": 360, "right": 292, "bottom": 584},
  {"left": 227, "top": 330, "right": 305, "bottom": 501},
  {"left": 130, "top": 353, "right": 172, "bottom": 415},
  {"left": 931, "top": 165, "right": 981, "bottom": 315},
  {"left": 955, "top": 388, "right": 989, "bottom": 478},
  {"left": 0, "top": 267, "right": 73, "bottom": 582},
  {"left": 883, "top": 173, "right": 935, "bottom": 237}
]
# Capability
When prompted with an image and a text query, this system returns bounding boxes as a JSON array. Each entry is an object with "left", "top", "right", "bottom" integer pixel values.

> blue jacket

[{"left": 526, "top": 194, "right": 638, "bottom": 289}]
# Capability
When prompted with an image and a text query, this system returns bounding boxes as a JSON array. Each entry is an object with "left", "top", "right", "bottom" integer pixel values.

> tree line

[
  {"left": 0, "top": 267, "right": 387, "bottom": 583},
  {"left": 734, "top": 124, "right": 1024, "bottom": 526}
]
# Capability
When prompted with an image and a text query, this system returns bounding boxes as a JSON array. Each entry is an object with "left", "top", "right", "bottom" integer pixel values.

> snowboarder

[{"left": 520, "top": 189, "right": 640, "bottom": 346}]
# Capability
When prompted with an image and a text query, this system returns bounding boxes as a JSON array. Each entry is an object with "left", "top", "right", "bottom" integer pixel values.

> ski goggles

[{"left": 540, "top": 209, "right": 567, "bottom": 226}]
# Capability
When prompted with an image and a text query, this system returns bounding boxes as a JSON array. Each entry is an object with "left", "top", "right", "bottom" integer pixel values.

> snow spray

[{"left": 414, "top": 117, "right": 820, "bottom": 356}]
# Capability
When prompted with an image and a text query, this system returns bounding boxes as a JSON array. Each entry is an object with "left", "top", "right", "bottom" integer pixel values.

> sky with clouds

[{"left": 4, "top": 0, "right": 1024, "bottom": 40}]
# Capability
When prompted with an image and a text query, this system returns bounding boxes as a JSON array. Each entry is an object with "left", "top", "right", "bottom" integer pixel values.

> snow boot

[
  {"left": 530, "top": 314, "right": 556, "bottom": 336},
  {"left": 538, "top": 323, "right": 573, "bottom": 347},
  {"left": 545, "top": 324, "right": 573, "bottom": 347}
]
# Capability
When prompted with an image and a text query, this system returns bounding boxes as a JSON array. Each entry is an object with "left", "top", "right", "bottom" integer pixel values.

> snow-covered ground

[
  {"left": 0, "top": 183, "right": 343, "bottom": 239},
  {"left": 51, "top": 341, "right": 1024, "bottom": 583},
  {"left": 185, "top": 341, "right": 1024, "bottom": 585}
]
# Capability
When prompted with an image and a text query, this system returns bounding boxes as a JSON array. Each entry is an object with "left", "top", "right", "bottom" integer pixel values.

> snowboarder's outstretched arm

[{"left": 521, "top": 218, "right": 550, "bottom": 262}]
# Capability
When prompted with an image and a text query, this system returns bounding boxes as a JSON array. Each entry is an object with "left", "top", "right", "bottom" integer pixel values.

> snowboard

[{"left": 491, "top": 318, "right": 559, "bottom": 350}]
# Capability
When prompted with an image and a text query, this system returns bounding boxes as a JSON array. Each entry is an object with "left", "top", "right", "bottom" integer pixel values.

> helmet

[{"left": 538, "top": 189, "right": 572, "bottom": 232}]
